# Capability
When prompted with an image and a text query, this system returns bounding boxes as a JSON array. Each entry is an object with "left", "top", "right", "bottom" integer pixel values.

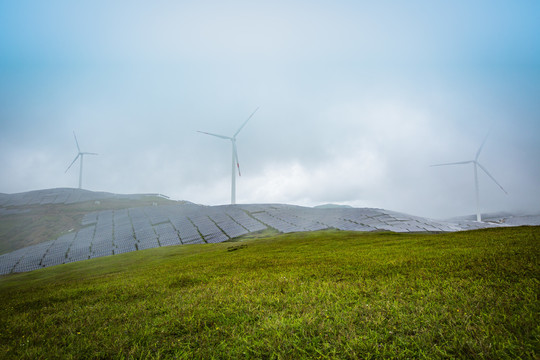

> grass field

[{"left": 0, "top": 227, "right": 538, "bottom": 359}]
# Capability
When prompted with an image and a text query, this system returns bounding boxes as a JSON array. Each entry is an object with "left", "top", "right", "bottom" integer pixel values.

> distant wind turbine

[
  {"left": 197, "top": 107, "right": 259, "bottom": 205},
  {"left": 431, "top": 133, "right": 507, "bottom": 222},
  {"left": 65, "top": 131, "right": 98, "bottom": 189}
]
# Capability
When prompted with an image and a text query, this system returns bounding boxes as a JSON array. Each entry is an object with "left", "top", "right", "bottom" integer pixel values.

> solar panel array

[{"left": 0, "top": 202, "right": 509, "bottom": 275}]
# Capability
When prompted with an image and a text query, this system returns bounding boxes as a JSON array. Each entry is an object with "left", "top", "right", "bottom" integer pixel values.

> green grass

[
  {"left": 0, "top": 197, "right": 178, "bottom": 255},
  {"left": 0, "top": 227, "right": 538, "bottom": 359}
]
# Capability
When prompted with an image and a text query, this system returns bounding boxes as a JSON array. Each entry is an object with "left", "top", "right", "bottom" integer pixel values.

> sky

[{"left": 1, "top": 0, "right": 539, "bottom": 219}]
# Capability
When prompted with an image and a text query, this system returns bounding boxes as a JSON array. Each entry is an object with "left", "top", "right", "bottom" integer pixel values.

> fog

[{"left": 1, "top": 1, "right": 539, "bottom": 219}]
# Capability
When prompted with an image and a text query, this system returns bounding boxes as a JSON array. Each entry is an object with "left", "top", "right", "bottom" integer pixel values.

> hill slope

[
  {"left": 0, "top": 228, "right": 538, "bottom": 359},
  {"left": 1, "top": 188, "right": 515, "bottom": 275},
  {"left": 2, "top": 188, "right": 539, "bottom": 275},
  {"left": 0, "top": 188, "right": 179, "bottom": 256}
]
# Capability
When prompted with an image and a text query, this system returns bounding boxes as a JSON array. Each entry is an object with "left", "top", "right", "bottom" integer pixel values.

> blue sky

[{"left": 1, "top": 0, "right": 539, "bottom": 218}]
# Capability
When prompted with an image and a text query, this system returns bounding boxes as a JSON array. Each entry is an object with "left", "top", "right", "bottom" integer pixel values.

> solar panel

[
  {"left": 203, "top": 232, "right": 229, "bottom": 244},
  {"left": 145, "top": 208, "right": 171, "bottom": 226},
  {"left": 251, "top": 212, "right": 304, "bottom": 233},
  {"left": 188, "top": 215, "right": 224, "bottom": 238},
  {"left": 270, "top": 210, "right": 328, "bottom": 232},
  {"left": 42, "top": 257, "right": 65, "bottom": 267},
  {"left": 90, "top": 249, "right": 113, "bottom": 259},
  {"left": 153, "top": 222, "right": 175, "bottom": 235},
  {"left": 159, "top": 235, "right": 181, "bottom": 247},
  {"left": 115, "top": 229, "right": 136, "bottom": 241},
  {"left": 56, "top": 233, "right": 76, "bottom": 244},
  {"left": 114, "top": 245, "right": 137, "bottom": 254},
  {"left": 224, "top": 209, "right": 267, "bottom": 232},
  {"left": 180, "top": 237, "right": 205, "bottom": 245},
  {"left": 179, "top": 232, "right": 202, "bottom": 244},
  {"left": 137, "top": 239, "right": 160, "bottom": 250},
  {"left": 207, "top": 213, "right": 248, "bottom": 238}
]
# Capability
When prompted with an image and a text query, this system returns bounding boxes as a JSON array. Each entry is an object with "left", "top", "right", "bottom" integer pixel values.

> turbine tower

[
  {"left": 65, "top": 131, "right": 98, "bottom": 189},
  {"left": 431, "top": 134, "right": 507, "bottom": 222},
  {"left": 198, "top": 107, "right": 259, "bottom": 205}
]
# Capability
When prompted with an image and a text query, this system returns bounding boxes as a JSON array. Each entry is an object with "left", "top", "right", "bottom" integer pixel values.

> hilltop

[{"left": 0, "top": 188, "right": 180, "bottom": 255}]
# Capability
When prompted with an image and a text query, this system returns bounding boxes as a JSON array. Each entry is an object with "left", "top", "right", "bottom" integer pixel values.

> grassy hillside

[
  {"left": 0, "top": 227, "right": 538, "bottom": 359},
  {"left": 0, "top": 196, "right": 177, "bottom": 255}
]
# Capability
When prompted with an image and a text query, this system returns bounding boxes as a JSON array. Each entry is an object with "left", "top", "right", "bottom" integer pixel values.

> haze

[{"left": 1, "top": 1, "right": 539, "bottom": 219}]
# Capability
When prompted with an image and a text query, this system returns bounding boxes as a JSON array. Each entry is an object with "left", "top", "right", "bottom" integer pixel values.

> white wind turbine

[
  {"left": 197, "top": 107, "right": 259, "bottom": 205},
  {"left": 431, "top": 134, "right": 507, "bottom": 222},
  {"left": 65, "top": 131, "right": 98, "bottom": 189}
]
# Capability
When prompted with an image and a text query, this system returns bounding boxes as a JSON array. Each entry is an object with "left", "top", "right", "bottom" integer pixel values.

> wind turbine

[
  {"left": 431, "top": 134, "right": 507, "bottom": 222},
  {"left": 197, "top": 107, "right": 259, "bottom": 205},
  {"left": 65, "top": 131, "right": 98, "bottom": 189}
]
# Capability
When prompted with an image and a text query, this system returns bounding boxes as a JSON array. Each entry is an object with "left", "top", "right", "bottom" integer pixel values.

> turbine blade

[
  {"left": 83, "top": 152, "right": 98, "bottom": 156},
  {"left": 197, "top": 131, "right": 231, "bottom": 140},
  {"left": 475, "top": 131, "right": 491, "bottom": 161},
  {"left": 476, "top": 162, "right": 508, "bottom": 194},
  {"left": 430, "top": 160, "right": 473, "bottom": 167},
  {"left": 65, "top": 154, "right": 80, "bottom": 173},
  {"left": 233, "top": 107, "right": 259, "bottom": 138},
  {"left": 73, "top": 131, "right": 81, "bottom": 153},
  {"left": 233, "top": 142, "right": 241, "bottom": 176}
]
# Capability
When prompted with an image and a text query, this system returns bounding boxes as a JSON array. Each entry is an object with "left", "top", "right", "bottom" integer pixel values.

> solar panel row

[
  {"left": 226, "top": 208, "right": 267, "bottom": 232},
  {"left": 187, "top": 213, "right": 225, "bottom": 243},
  {"left": 251, "top": 211, "right": 305, "bottom": 233},
  {"left": 154, "top": 223, "right": 181, "bottom": 247},
  {"left": 208, "top": 213, "right": 248, "bottom": 239},
  {"left": 170, "top": 216, "right": 203, "bottom": 244},
  {"left": 265, "top": 209, "right": 328, "bottom": 232}
]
